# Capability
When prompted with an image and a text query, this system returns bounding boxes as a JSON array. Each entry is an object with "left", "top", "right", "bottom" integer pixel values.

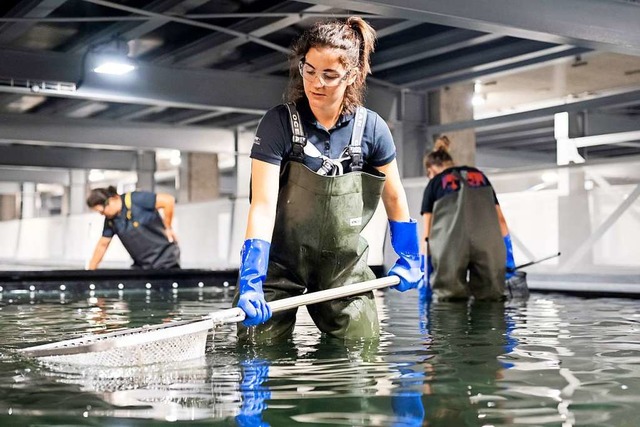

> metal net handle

[{"left": 208, "top": 276, "right": 400, "bottom": 324}]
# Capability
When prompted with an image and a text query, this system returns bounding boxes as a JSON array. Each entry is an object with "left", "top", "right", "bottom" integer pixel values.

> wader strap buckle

[
  {"left": 318, "top": 157, "right": 335, "bottom": 175},
  {"left": 286, "top": 102, "right": 306, "bottom": 163},
  {"left": 348, "top": 145, "right": 362, "bottom": 171}
]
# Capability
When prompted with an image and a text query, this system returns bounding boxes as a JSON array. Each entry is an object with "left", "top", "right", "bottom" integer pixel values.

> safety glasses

[{"left": 298, "top": 60, "right": 352, "bottom": 87}]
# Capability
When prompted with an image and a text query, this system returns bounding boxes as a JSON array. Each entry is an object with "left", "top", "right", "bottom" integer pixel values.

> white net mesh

[{"left": 27, "top": 319, "right": 214, "bottom": 367}]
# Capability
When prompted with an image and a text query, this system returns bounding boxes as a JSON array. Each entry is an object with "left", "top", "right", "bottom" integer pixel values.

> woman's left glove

[{"left": 387, "top": 219, "right": 424, "bottom": 292}]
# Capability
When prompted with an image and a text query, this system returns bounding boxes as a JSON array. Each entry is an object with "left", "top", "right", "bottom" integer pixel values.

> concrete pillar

[
  {"left": 429, "top": 84, "right": 475, "bottom": 166},
  {"left": 391, "top": 91, "right": 428, "bottom": 178},
  {"left": 236, "top": 131, "right": 254, "bottom": 199},
  {"left": 136, "top": 151, "right": 156, "bottom": 192},
  {"left": 0, "top": 194, "right": 19, "bottom": 221},
  {"left": 185, "top": 153, "right": 220, "bottom": 202},
  {"left": 21, "top": 182, "right": 37, "bottom": 219},
  {"left": 66, "top": 169, "right": 88, "bottom": 215},
  {"left": 178, "top": 156, "right": 190, "bottom": 203}
]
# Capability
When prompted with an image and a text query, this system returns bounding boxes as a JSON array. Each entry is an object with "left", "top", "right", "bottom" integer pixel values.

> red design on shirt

[
  {"left": 466, "top": 171, "right": 486, "bottom": 187},
  {"left": 441, "top": 174, "right": 459, "bottom": 191}
]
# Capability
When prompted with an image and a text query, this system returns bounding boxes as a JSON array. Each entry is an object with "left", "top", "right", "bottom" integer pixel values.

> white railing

[{"left": 0, "top": 196, "right": 388, "bottom": 270}]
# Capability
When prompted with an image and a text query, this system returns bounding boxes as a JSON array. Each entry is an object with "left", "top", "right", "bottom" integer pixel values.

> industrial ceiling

[{"left": 1, "top": 0, "right": 639, "bottom": 171}]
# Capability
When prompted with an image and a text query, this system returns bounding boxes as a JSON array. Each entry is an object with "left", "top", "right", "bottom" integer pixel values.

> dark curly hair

[
  {"left": 86, "top": 186, "right": 118, "bottom": 208},
  {"left": 285, "top": 16, "right": 376, "bottom": 115}
]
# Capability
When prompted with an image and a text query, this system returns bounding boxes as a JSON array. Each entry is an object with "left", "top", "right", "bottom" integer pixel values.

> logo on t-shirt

[
  {"left": 466, "top": 171, "right": 486, "bottom": 187},
  {"left": 253, "top": 136, "right": 261, "bottom": 145},
  {"left": 441, "top": 174, "right": 459, "bottom": 191}
]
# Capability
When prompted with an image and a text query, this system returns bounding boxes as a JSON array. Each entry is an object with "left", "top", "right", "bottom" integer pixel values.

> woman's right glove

[
  {"left": 237, "top": 239, "right": 272, "bottom": 327},
  {"left": 387, "top": 219, "right": 424, "bottom": 292}
]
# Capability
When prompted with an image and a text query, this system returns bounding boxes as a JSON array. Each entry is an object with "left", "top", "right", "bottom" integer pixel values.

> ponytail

[{"left": 424, "top": 135, "right": 454, "bottom": 170}]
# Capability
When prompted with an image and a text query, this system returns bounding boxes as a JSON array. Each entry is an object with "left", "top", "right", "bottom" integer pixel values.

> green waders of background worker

[{"left": 420, "top": 137, "right": 521, "bottom": 301}]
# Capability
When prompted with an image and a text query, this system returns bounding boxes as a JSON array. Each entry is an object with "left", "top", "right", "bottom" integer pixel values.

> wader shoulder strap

[
  {"left": 451, "top": 169, "right": 468, "bottom": 188},
  {"left": 349, "top": 107, "right": 366, "bottom": 172},
  {"left": 124, "top": 192, "right": 133, "bottom": 221},
  {"left": 286, "top": 102, "right": 335, "bottom": 175},
  {"left": 285, "top": 103, "right": 368, "bottom": 175},
  {"left": 285, "top": 103, "right": 306, "bottom": 163}
]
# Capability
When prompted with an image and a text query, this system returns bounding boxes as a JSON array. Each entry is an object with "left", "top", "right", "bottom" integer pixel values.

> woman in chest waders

[
  {"left": 234, "top": 17, "right": 423, "bottom": 342},
  {"left": 420, "top": 138, "right": 519, "bottom": 301}
]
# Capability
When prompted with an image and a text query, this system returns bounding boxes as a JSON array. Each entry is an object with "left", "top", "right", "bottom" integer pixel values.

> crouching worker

[
  {"left": 86, "top": 186, "right": 180, "bottom": 270},
  {"left": 233, "top": 17, "right": 423, "bottom": 343},
  {"left": 420, "top": 137, "right": 524, "bottom": 301}
]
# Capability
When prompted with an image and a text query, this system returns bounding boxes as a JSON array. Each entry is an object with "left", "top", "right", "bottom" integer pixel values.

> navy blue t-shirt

[
  {"left": 102, "top": 191, "right": 158, "bottom": 238},
  {"left": 420, "top": 166, "right": 499, "bottom": 215},
  {"left": 251, "top": 100, "right": 396, "bottom": 171}
]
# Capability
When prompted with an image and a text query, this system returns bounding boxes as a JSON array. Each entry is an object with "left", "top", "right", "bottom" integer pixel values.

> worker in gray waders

[
  {"left": 234, "top": 17, "right": 423, "bottom": 343},
  {"left": 86, "top": 186, "right": 180, "bottom": 270},
  {"left": 420, "top": 137, "right": 527, "bottom": 301}
]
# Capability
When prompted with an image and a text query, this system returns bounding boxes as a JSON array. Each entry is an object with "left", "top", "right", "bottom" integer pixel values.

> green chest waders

[
  {"left": 237, "top": 105, "right": 386, "bottom": 342},
  {"left": 114, "top": 193, "right": 180, "bottom": 270},
  {"left": 429, "top": 171, "right": 505, "bottom": 300}
]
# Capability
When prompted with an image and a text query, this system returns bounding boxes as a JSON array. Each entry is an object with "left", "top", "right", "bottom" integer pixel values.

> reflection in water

[
  {"left": 84, "top": 297, "right": 131, "bottom": 332},
  {"left": 418, "top": 299, "right": 512, "bottom": 427},
  {"left": 0, "top": 288, "right": 639, "bottom": 425}
]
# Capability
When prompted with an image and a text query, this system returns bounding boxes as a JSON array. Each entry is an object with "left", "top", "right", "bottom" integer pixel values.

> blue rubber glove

[
  {"left": 504, "top": 234, "right": 516, "bottom": 280},
  {"left": 419, "top": 254, "right": 433, "bottom": 302},
  {"left": 387, "top": 219, "right": 424, "bottom": 292},
  {"left": 237, "top": 239, "right": 272, "bottom": 327}
]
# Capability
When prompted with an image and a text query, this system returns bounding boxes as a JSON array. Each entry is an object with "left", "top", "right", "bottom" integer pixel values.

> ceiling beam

[
  {"left": 299, "top": 0, "right": 640, "bottom": 56},
  {"left": 0, "top": 144, "right": 140, "bottom": 170},
  {"left": 64, "top": 0, "right": 210, "bottom": 54},
  {"left": 429, "top": 88, "right": 640, "bottom": 134},
  {"left": 390, "top": 39, "right": 556, "bottom": 84},
  {"left": 0, "top": 48, "right": 397, "bottom": 115},
  {"left": 372, "top": 29, "right": 502, "bottom": 73},
  {"left": 82, "top": 0, "right": 290, "bottom": 55},
  {"left": 0, "top": 48, "right": 287, "bottom": 114},
  {"left": 0, "top": 167, "right": 70, "bottom": 185},
  {"left": 0, "top": 0, "right": 68, "bottom": 44},
  {"left": 169, "top": 4, "right": 332, "bottom": 68},
  {"left": 409, "top": 46, "right": 589, "bottom": 91},
  {"left": 0, "top": 113, "right": 235, "bottom": 153}
]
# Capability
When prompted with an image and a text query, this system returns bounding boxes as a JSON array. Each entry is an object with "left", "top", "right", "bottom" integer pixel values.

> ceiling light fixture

[{"left": 87, "top": 37, "right": 137, "bottom": 76}]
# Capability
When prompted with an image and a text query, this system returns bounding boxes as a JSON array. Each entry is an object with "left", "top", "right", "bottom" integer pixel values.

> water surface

[{"left": 0, "top": 287, "right": 638, "bottom": 426}]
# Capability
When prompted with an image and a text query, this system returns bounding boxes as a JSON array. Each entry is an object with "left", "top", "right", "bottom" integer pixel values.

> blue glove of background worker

[
  {"left": 419, "top": 254, "right": 433, "bottom": 301},
  {"left": 237, "top": 239, "right": 272, "bottom": 326},
  {"left": 504, "top": 234, "right": 516, "bottom": 279},
  {"left": 388, "top": 219, "right": 424, "bottom": 292}
]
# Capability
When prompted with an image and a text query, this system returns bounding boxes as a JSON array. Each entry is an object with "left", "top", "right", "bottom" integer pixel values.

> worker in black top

[
  {"left": 420, "top": 137, "right": 516, "bottom": 300},
  {"left": 86, "top": 186, "right": 180, "bottom": 270},
  {"left": 234, "top": 16, "right": 423, "bottom": 342}
]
